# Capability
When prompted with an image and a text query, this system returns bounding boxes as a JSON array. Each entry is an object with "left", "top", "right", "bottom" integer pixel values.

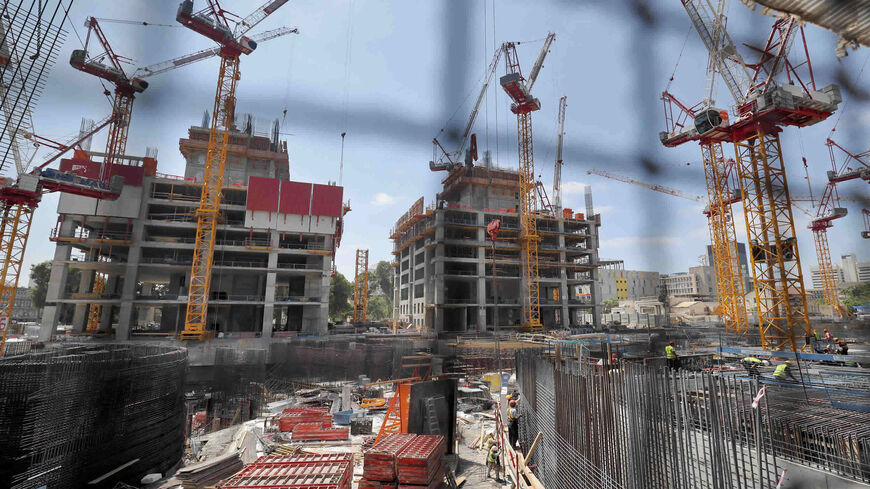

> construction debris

[{"left": 176, "top": 452, "right": 244, "bottom": 489}]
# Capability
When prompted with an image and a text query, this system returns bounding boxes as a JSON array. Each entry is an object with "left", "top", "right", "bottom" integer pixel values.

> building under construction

[
  {"left": 391, "top": 164, "right": 601, "bottom": 333},
  {"left": 38, "top": 118, "right": 344, "bottom": 340}
]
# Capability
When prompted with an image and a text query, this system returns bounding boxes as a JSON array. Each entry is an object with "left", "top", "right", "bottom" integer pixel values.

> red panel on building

[
  {"left": 279, "top": 181, "right": 312, "bottom": 215},
  {"left": 311, "top": 184, "right": 343, "bottom": 217},
  {"left": 246, "top": 176, "right": 280, "bottom": 212},
  {"left": 59, "top": 158, "right": 145, "bottom": 186}
]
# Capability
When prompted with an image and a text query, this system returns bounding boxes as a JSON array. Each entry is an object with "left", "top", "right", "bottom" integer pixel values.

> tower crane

[
  {"left": 430, "top": 45, "right": 503, "bottom": 172},
  {"left": 499, "top": 32, "right": 555, "bottom": 332},
  {"left": 809, "top": 138, "right": 869, "bottom": 316},
  {"left": 353, "top": 249, "right": 369, "bottom": 323},
  {"left": 586, "top": 168, "right": 704, "bottom": 202},
  {"left": 0, "top": 16, "right": 126, "bottom": 353},
  {"left": 70, "top": 17, "right": 297, "bottom": 333},
  {"left": 176, "top": 0, "right": 291, "bottom": 340},
  {"left": 552, "top": 95, "right": 567, "bottom": 214},
  {"left": 664, "top": 1, "right": 841, "bottom": 351}
]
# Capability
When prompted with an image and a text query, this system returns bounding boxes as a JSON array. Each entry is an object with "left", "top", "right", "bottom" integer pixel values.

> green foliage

[
  {"left": 368, "top": 294, "right": 392, "bottom": 320},
  {"left": 842, "top": 283, "right": 870, "bottom": 310},
  {"left": 329, "top": 272, "right": 354, "bottom": 322},
  {"left": 29, "top": 261, "right": 52, "bottom": 308},
  {"left": 372, "top": 260, "right": 394, "bottom": 297},
  {"left": 602, "top": 297, "right": 619, "bottom": 312}
]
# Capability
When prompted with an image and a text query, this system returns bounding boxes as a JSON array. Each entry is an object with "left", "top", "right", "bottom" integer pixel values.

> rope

[
  {"left": 665, "top": 26, "right": 693, "bottom": 93},
  {"left": 492, "top": 0, "right": 498, "bottom": 166},
  {"left": 341, "top": 0, "right": 355, "bottom": 132},
  {"left": 827, "top": 50, "right": 870, "bottom": 139}
]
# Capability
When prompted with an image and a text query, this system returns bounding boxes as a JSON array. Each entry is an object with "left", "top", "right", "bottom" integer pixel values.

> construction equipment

[
  {"left": 587, "top": 168, "right": 704, "bottom": 202},
  {"left": 663, "top": 2, "right": 841, "bottom": 351},
  {"left": 552, "top": 95, "right": 567, "bottom": 214},
  {"left": 862, "top": 209, "right": 870, "bottom": 239},
  {"left": 809, "top": 139, "right": 869, "bottom": 316},
  {"left": 177, "top": 0, "right": 291, "bottom": 340},
  {"left": 430, "top": 45, "right": 503, "bottom": 172},
  {"left": 0, "top": 11, "right": 126, "bottom": 354},
  {"left": 353, "top": 249, "right": 369, "bottom": 323},
  {"left": 499, "top": 33, "right": 555, "bottom": 332}
]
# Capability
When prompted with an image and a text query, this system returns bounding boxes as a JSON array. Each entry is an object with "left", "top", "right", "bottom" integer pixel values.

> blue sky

[{"left": 16, "top": 0, "right": 870, "bottom": 282}]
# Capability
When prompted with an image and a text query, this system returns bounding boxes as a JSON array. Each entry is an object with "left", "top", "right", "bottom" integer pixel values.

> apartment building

[
  {"left": 391, "top": 165, "right": 601, "bottom": 333},
  {"left": 597, "top": 260, "right": 660, "bottom": 302},
  {"left": 661, "top": 265, "right": 716, "bottom": 299},
  {"left": 39, "top": 119, "right": 342, "bottom": 340}
]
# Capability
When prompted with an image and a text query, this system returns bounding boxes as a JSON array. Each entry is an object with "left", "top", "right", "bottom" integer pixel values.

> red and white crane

[{"left": 552, "top": 95, "right": 567, "bottom": 214}]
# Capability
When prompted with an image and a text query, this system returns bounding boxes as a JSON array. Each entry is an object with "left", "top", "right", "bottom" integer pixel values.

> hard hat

[
  {"left": 784, "top": 360, "right": 792, "bottom": 365},
  {"left": 834, "top": 338, "right": 839, "bottom": 342},
  {"left": 490, "top": 445, "right": 499, "bottom": 451},
  {"left": 509, "top": 400, "right": 517, "bottom": 407},
  {"left": 824, "top": 329, "right": 828, "bottom": 332},
  {"left": 669, "top": 341, "right": 675, "bottom": 345}
]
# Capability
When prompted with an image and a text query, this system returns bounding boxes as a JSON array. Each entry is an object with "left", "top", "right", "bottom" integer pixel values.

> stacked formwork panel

[
  {"left": 0, "top": 343, "right": 187, "bottom": 489},
  {"left": 219, "top": 454, "right": 353, "bottom": 489}
]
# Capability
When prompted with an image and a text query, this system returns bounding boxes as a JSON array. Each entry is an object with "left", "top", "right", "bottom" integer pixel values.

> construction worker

[
  {"left": 486, "top": 444, "right": 501, "bottom": 480},
  {"left": 741, "top": 357, "right": 763, "bottom": 377},
  {"left": 824, "top": 329, "right": 833, "bottom": 342},
  {"left": 507, "top": 399, "right": 521, "bottom": 449},
  {"left": 813, "top": 329, "right": 821, "bottom": 342},
  {"left": 484, "top": 432, "right": 496, "bottom": 450},
  {"left": 837, "top": 338, "right": 848, "bottom": 356},
  {"left": 774, "top": 360, "right": 798, "bottom": 382},
  {"left": 665, "top": 341, "right": 680, "bottom": 371}
]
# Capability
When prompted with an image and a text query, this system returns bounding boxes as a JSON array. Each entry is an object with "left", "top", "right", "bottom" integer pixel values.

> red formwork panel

[
  {"left": 278, "top": 408, "right": 333, "bottom": 432},
  {"left": 247, "top": 176, "right": 281, "bottom": 212},
  {"left": 396, "top": 435, "right": 446, "bottom": 485},
  {"left": 219, "top": 456, "right": 352, "bottom": 489},
  {"left": 359, "top": 478, "right": 398, "bottom": 489},
  {"left": 251, "top": 454, "right": 353, "bottom": 466},
  {"left": 291, "top": 423, "right": 350, "bottom": 441},
  {"left": 363, "top": 433, "right": 417, "bottom": 482},
  {"left": 280, "top": 180, "right": 313, "bottom": 215},
  {"left": 397, "top": 466, "right": 444, "bottom": 489},
  {"left": 310, "top": 184, "right": 343, "bottom": 217}
]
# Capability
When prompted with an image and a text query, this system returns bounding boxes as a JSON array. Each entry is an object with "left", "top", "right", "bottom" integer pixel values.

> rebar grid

[
  {"left": 0, "top": 343, "right": 187, "bottom": 489},
  {"left": 516, "top": 349, "right": 780, "bottom": 488}
]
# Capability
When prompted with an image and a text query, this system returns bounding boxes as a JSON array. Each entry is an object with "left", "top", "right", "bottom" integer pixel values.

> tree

[
  {"left": 329, "top": 272, "right": 354, "bottom": 322},
  {"left": 842, "top": 283, "right": 870, "bottom": 311},
  {"left": 367, "top": 294, "right": 392, "bottom": 321},
  {"left": 30, "top": 261, "right": 52, "bottom": 308},
  {"left": 372, "top": 261, "right": 394, "bottom": 297},
  {"left": 602, "top": 297, "right": 619, "bottom": 313}
]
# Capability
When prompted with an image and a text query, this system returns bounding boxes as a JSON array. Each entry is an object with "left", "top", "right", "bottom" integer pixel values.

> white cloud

[
  {"left": 371, "top": 192, "right": 396, "bottom": 206},
  {"left": 562, "top": 181, "right": 589, "bottom": 195},
  {"left": 599, "top": 235, "right": 683, "bottom": 248}
]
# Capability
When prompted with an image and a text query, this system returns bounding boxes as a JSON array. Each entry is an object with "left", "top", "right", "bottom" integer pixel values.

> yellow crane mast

[
  {"left": 701, "top": 143, "right": 747, "bottom": 333},
  {"left": 353, "top": 249, "right": 369, "bottom": 323},
  {"left": 499, "top": 33, "right": 555, "bottom": 332},
  {"left": 176, "top": 0, "right": 290, "bottom": 340}
]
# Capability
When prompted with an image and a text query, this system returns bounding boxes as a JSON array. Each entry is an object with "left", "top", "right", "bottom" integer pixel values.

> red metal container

[
  {"left": 277, "top": 407, "right": 333, "bottom": 432},
  {"left": 363, "top": 433, "right": 417, "bottom": 482},
  {"left": 396, "top": 435, "right": 446, "bottom": 485}
]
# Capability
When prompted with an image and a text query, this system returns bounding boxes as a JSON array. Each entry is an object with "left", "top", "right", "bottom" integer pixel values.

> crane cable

[
  {"left": 94, "top": 18, "right": 180, "bottom": 28},
  {"left": 827, "top": 50, "right": 870, "bottom": 139},
  {"left": 665, "top": 26, "right": 693, "bottom": 93}
]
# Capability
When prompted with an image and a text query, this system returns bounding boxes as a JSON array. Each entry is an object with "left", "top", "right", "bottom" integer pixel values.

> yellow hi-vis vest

[
  {"left": 743, "top": 357, "right": 762, "bottom": 365},
  {"left": 665, "top": 345, "right": 676, "bottom": 359},
  {"left": 774, "top": 364, "right": 789, "bottom": 378}
]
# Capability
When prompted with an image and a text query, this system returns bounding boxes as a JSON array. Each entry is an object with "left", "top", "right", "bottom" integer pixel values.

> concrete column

[
  {"left": 432, "top": 210, "right": 445, "bottom": 333},
  {"left": 39, "top": 219, "right": 75, "bottom": 341},
  {"left": 261, "top": 230, "right": 279, "bottom": 337},
  {"left": 558, "top": 219, "right": 569, "bottom": 328},
  {"left": 116, "top": 193, "right": 147, "bottom": 339},
  {"left": 476, "top": 223, "right": 486, "bottom": 332},
  {"left": 71, "top": 271, "right": 93, "bottom": 332},
  {"left": 141, "top": 283, "right": 155, "bottom": 323}
]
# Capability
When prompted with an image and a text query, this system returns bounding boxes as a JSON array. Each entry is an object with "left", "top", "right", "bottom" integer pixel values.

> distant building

[
  {"left": 661, "top": 265, "right": 716, "bottom": 300},
  {"left": 597, "top": 260, "right": 660, "bottom": 301},
  {"left": 809, "top": 253, "right": 869, "bottom": 289},
  {"left": 706, "top": 242, "right": 752, "bottom": 291},
  {"left": 11, "top": 287, "right": 40, "bottom": 322}
]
